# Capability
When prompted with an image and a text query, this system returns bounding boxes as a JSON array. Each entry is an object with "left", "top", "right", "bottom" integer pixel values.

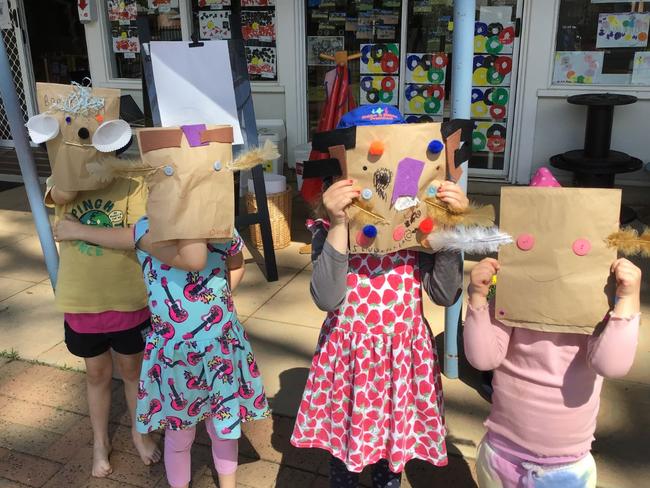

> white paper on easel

[{"left": 150, "top": 41, "right": 243, "bottom": 144}]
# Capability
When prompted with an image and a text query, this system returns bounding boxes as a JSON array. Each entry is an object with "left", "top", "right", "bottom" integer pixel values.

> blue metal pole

[
  {"left": 0, "top": 36, "right": 59, "bottom": 287},
  {"left": 444, "top": 0, "right": 475, "bottom": 379}
]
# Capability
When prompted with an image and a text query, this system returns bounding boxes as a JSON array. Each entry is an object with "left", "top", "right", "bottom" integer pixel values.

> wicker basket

[{"left": 245, "top": 186, "right": 292, "bottom": 250}]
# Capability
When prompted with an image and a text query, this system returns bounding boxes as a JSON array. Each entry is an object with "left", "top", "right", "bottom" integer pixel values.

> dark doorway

[{"left": 23, "top": 0, "right": 90, "bottom": 84}]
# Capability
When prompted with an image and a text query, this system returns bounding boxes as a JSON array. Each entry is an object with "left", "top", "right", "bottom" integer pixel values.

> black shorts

[{"left": 64, "top": 319, "right": 151, "bottom": 358}]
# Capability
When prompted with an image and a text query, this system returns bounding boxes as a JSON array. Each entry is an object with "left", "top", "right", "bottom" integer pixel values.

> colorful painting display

[
  {"left": 198, "top": 10, "right": 231, "bottom": 39},
  {"left": 307, "top": 36, "right": 345, "bottom": 66},
  {"left": 473, "top": 121, "right": 507, "bottom": 153},
  {"left": 632, "top": 51, "right": 650, "bottom": 85},
  {"left": 471, "top": 87, "right": 509, "bottom": 120},
  {"left": 474, "top": 21, "right": 515, "bottom": 55},
  {"left": 473, "top": 54, "right": 512, "bottom": 86},
  {"left": 108, "top": 0, "right": 136, "bottom": 22},
  {"left": 148, "top": 0, "right": 179, "bottom": 9},
  {"left": 198, "top": 0, "right": 231, "bottom": 6},
  {"left": 404, "top": 114, "right": 436, "bottom": 123},
  {"left": 405, "top": 53, "right": 448, "bottom": 84},
  {"left": 241, "top": 9, "right": 275, "bottom": 41},
  {"left": 245, "top": 46, "right": 276, "bottom": 80},
  {"left": 552, "top": 51, "right": 603, "bottom": 84},
  {"left": 596, "top": 13, "right": 649, "bottom": 48},
  {"left": 360, "top": 75, "right": 399, "bottom": 106},
  {"left": 404, "top": 83, "right": 445, "bottom": 116},
  {"left": 241, "top": 0, "right": 275, "bottom": 6},
  {"left": 112, "top": 26, "right": 139, "bottom": 53},
  {"left": 360, "top": 43, "right": 400, "bottom": 74}
]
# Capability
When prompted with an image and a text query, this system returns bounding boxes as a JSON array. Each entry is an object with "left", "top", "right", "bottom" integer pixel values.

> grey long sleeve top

[{"left": 309, "top": 225, "right": 463, "bottom": 313}]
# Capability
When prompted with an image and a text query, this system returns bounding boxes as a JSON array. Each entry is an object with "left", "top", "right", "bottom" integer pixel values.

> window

[
  {"left": 190, "top": 0, "right": 278, "bottom": 81},
  {"left": 106, "top": 0, "right": 182, "bottom": 79},
  {"left": 554, "top": 1, "right": 650, "bottom": 85}
]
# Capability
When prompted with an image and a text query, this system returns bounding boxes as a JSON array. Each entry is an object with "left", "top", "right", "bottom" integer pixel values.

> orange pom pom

[
  {"left": 369, "top": 140, "right": 384, "bottom": 156},
  {"left": 95, "top": 114, "right": 104, "bottom": 123}
]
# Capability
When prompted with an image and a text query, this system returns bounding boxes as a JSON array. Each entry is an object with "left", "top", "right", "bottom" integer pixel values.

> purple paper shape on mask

[
  {"left": 181, "top": 124, "right": 208, "bottom": 148},
  {"left": 391, "top": 157, "right": 425, "bottom": 205}
]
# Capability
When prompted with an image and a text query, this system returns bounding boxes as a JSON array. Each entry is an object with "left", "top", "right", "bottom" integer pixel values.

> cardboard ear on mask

[{"left": 441, "top": 119, "right": 473, "bottom": 182}]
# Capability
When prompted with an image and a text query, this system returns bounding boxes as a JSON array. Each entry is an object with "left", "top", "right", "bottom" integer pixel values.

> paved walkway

[{"left": 0, "top": 185, "right": 648, "bottom": 487}]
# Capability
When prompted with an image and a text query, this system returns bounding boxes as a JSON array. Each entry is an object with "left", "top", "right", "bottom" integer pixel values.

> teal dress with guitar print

[{"left": 134, "top": 217, "right": 270, "bottom": 437}]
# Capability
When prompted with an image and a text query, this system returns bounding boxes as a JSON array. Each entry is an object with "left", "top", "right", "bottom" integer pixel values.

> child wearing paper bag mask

[
  {"left": 31, "top": 82, "right": 161, "bottom": 478},
  {"left": 464, "top": 169, "right": 642, "bottom": 488},
  {"left": 128, "top": 125, "right": 277, "bottom": 488},
  {"left": 291, "top": 106, "right": 480, "bottom": 487}
]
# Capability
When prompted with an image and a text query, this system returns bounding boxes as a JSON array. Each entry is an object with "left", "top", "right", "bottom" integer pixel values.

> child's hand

[
  {"left": 53, "top": 215, "right": 84, "bottom": 242},
  {"left": 437, "top": 181, "right": 469, "bottom": 212},
  {"left": 322, "top": 179, "right": 361, "bottom": 227},
  {"left": 612, "top": 258, "right": 641, "bottom": 317},
  {"left": 469, "top": 258, "right": 500, "bottom": 308}
]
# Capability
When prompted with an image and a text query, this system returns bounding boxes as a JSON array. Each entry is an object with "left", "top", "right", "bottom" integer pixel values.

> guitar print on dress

[
  {"left": 147, "top": 364, "right": 164, "bottom": 397},
  {"left": 187, "top": 344, "right": 214, "bottom": 366},
  {"left": 184, "top": 267, "right": 221, "bottom": 302},
  {"left": 152, "top": 319, "right": 175, "bottom": 346},
  {"left": 138, "top": 399, "right": 162, "bottom": 425},
  {"left": 182, "top": 305, "right": 224, "bottom": 340},
  {"left": 237, "top": 361, "right": 255, "bottom": 399},
  {"left": 168, "top": 378, "right": 189, "bottom": 411},
  {"left": 209, "top": 356, "right": 235, "bottom": 385},
  {"left": 185, "top": 369, "right": 209, "bottom": 391},
  {"left": 157, "top": 348, "right": 187, "bottom": 368},
  {"left": 161, "top": 277, "right": 189, "bottom": 323}
]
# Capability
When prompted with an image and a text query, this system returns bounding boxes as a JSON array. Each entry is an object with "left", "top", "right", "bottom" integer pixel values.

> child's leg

[
  {"left": 371, "top": 459, "right": 402, "bottom": 488},
  {"left": 164, "top": 428, "right": 196, "bottom": 488},
  {"left": 205, "top": 419, "right": 238, "bottom": 488},
  {"left": 329, "top": 456, "right": 359, "bottom": 488},
  {"left": 83, "top": 351, "right": 114, "bottom": 478}
]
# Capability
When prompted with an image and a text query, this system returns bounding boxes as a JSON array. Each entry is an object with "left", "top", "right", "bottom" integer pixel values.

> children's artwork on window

[
  {"left": 198, "top": 0, "right": 231, "bottom": 7},
  {"left": 473, "top": 121, "right": 507, "bottom": 154},
  {"left": 198, "top": 10, "right": 231, "bottom": 39},
  {"left": 631, "top": 52, "right": 650, "bottom": 85},
  {"left": 596, "top": 13, "right": 650, "bottom": 48},
  {"left": 241, "top": 0, "right": 275, "bottom": 6},
  {"left": 107, "top": 0, "right": 137, "bottom": 22},
  {"left": 552, "top": 51, "right": 603, "bottom": 84},
  {"left": 112, "top": 26, "right": 140, "bottom": 53},
  {"left": 405, "top": 114, "right": 436, "bottom": 123},
  {"left": 148, "top": 0, "right": 179, "bottom": 10},
  {"left": 474, "top": 21, "right": 515, "bottom": 55},
  {"left": 360, "top": 43, "right": 400, "bottom": 74},
  {"left": 404, "top": 84, "right": 445, "bottom": 116},
  {"left": 472, "top": 54, "right": 512, "bottom": 86},
  {"left": 471, "top": 87, "right": 509, "bottom": 121},
  {"left": 405, "top": 53, "right": 448, "bottom": 84},
  {"left": 245, "top": 46, "right": 276, "bottom": 80},
  {"left": 307, "top": 36, "right": 344, "bottom": 66},
  {"left": 241, "top": 10, "right": 276, "bottom": 42},
  {"left": 360, "top": 75, "right": 399, "bottom": 106}
]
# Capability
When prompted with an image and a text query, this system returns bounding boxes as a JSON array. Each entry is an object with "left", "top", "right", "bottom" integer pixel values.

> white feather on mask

[{"left": 427, "top": 226, "right": 513, "bottom": 254}]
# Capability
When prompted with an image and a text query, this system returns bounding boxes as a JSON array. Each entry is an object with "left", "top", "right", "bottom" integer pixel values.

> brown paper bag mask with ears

[
  {"left": 136, "top": 125, "right": 279, "bottom": 246},
  {"left": 27, "top": 82, "right": 131, "bottom": 192},
  {"left": 304, "top": 121, "right": 491, "bottom": 255},
  {"left": 496, "top": 187, "right": 622, "bottom": 335}
]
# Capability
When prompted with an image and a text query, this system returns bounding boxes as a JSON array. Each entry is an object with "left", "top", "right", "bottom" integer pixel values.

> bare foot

[
  {"left": 92, "top": 441, "right": 113, "bottom": 478},
  {"left": 132, "top": 429, "right": 161, "bottom": 465}
]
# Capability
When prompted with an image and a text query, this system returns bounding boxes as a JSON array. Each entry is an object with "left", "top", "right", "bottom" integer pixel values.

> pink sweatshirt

[{"left": 464, "top": 303, "right": 640, "bottom": 458}]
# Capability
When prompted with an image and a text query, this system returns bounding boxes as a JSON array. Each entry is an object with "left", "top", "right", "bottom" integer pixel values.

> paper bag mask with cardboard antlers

[
  {"left": 26, "top": 82, "right": 132, "bottom": 192},
  {"left": 136, "top": 125, "right": 278, "bottom": 245},
  {"left": 495, "top": 187, "right": 622, "bottom": 335},
  {"left": 303, "top": 106, "right": 480, "bottom": 254}
]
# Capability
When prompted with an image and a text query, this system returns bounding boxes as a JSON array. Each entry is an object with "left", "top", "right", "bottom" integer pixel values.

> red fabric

[
  {"left": 65, "top": 308, "right": 150, "bottom": 334},
  {"left": 300, "top": 65, "right": 357, "bottom": 204}
]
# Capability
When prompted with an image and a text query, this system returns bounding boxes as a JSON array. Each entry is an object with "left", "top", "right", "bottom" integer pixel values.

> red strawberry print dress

[{"left": 291, "top": 221, "right": 456, "bottom": 473}]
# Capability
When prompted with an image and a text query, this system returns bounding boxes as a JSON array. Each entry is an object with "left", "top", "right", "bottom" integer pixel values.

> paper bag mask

[
  {"left": 496, "top": 187, "right": 621, "bottom": 335},
  {"left": 305, "top": 120, "right": 484, "bottom": 254},
  {"left": 28, "top": 82, "right": 131, "bottom": 192},
  {"left": 136, "top": 125, "right": 279, "bottom": 245}
]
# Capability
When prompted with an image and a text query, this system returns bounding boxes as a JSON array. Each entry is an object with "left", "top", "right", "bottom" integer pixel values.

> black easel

[{"left": 137, "top": 18, "right": 278, "bottom": 282}]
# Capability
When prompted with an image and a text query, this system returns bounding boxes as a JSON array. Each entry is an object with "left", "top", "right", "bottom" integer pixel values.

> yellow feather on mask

[
  {"left": 229, "top": 139, "right": 280, "bottom": 171},
  {"left": 425, "top": 198, "right": 495, "bottom": 227},
  {"left": 606, "top": 227, "right": 650, "bottom": 257},
  {"left": 86, "top": 155, "right": 154, "bottom": 183}
]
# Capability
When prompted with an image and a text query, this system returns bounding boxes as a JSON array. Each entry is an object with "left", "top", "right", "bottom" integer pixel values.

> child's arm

[
  {"left": 49, "top": 187, "right": 78, "bottom": 205},
  {"left": 310, "top": 180, "right": 359, "bottom": 312},
  {"left": 138, "top": 233, "right": 208, "bottom": 272},
  {"left": 54, "top": 215, "right": 135, "bottom": 250},
  {"left": 420, "top": 250, "right": 463, "bottom": 306},
  {"left": 587, "top": 258, "right": 641, "bottom": 378},
  {"left": 227, "top": 251, "right": 245, "bottom": 291},
  {"left": 463, "top": 258, "right": 513, "bottom": 371}
]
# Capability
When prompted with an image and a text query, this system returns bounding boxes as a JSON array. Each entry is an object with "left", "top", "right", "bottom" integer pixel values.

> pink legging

[{"left": 164, "top": 420, "right": 238, "bottom": 488}]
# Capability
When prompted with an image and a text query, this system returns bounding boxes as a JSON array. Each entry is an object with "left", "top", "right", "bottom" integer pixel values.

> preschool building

[{"left": 1, "top": 0, "right": 649, "bottom": 187}]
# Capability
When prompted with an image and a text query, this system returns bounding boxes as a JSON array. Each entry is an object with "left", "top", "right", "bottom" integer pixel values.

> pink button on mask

[
  {"left": 572, "top": 238, "right": 591, "bottom": 256},
  {"left": 516, "top": 233, "right": 535, "bottom": 251}
]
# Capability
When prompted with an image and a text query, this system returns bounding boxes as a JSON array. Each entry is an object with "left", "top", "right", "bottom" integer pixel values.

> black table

[{"left": 550, "top": 93, "right": 643, "bottom": 223}]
